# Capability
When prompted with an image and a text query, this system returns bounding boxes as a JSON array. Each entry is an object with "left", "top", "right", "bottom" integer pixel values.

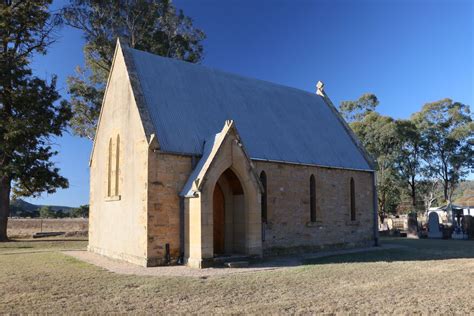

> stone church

[{"left": 88, "top": 40, "right": 378, "bottom": 268}]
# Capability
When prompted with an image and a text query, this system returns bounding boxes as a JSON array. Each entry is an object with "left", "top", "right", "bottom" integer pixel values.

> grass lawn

[{"left": 1, "top": 237, "right": 473, "bottom": 314}]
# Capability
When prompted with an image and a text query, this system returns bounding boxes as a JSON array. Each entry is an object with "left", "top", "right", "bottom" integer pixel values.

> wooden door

[{"left": 213, "top": 183, "right": 225, "bottom": 255}]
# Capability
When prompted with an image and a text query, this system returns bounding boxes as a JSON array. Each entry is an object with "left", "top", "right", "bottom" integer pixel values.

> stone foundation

[{"left": 88, "top": 245, "right": 149, "bottom": 267}]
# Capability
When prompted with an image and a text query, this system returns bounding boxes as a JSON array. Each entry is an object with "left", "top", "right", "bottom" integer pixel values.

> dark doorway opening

[{"left": 213, "top": 183, "right": 225, "bottom": 255}]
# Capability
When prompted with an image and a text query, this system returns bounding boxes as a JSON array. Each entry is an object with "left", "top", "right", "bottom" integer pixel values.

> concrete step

[{"left": 224, "top": 261, "right": 249, "bottom": 268}]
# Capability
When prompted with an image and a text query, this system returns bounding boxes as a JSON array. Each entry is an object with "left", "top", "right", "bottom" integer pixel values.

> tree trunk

[
  {"left": 443, "top": 182, "right": 449, "bottom": 203},
  {"left": 0, "top": 177, "right": 11, "bottom": 242},
  {"left": 411, "top": 181, "right": 416, "bottom": 209}
]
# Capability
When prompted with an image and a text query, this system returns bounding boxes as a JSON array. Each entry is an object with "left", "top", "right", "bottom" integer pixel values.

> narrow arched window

[
  {"left": 350, "top": 177, "right": 356, "bottom": 221},
  {"left": 260, "top": 171, "right": 267, "bottom": 223},
  {"left": 115, "top": 134, "right": 120, "bottom": 196},
  {"left": 107, "top": 138, "right": 113, "bottom": 197},
  {"left": 310, "top": 174, "right": 316, "bottom": 222}
]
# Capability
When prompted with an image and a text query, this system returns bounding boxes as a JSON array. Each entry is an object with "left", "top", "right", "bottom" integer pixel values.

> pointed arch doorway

[
  {"left": 213, "top": 183, "right": 225, "bottom": 255},
  {"left": 181, "top": 120, "right": 263, "bottom": 268},
  {"left": 212, "top": 168, "right": 245, "bottom": 256}
]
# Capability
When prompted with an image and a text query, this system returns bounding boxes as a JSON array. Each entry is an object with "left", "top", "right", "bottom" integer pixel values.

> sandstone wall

[
  {"left": 145, "top": 154, "right": 375, "bottom": 264},
  {"left": 88, "top": 48, "right": 149, "bottom": 266},
  {"left": 254, "top": 161, "right": 375, "bottom": 254},
  {"left": 147, "top": 152, "right": 193, "bottom": 265}
]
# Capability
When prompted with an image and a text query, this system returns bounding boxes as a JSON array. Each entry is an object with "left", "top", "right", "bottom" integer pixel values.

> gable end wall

[{"left": 88, "top": 48, "right": 149, "bottom": 266}]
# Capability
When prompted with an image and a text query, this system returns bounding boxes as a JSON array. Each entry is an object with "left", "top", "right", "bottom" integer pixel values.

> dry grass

[
  {"left": 1, "top": 237, "right": 473, "bottom": 314},
  {"left": 7, "top": 218, "right": 88, "bottom": 238}
]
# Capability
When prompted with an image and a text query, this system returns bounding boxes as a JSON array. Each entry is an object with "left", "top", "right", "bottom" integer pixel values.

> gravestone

[
  {"left": 428, "top": 212, "right": 443, "bottom": 239},
  {"left": 452, "top": 208, "right": 468, "bottom": 240},
  {"left": 407, "top": 213, "right": 419, "bottom": 239},
  {"left": 463, "top": 215, "right": 474, "bottom": 239},
  {"left": 386, "top": 218, "right": 393, "bottom": 231}
]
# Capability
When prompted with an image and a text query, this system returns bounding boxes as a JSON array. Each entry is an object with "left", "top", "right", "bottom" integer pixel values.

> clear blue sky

[{"left": 27, "top": 0, "right": 473, "bottom": 207}]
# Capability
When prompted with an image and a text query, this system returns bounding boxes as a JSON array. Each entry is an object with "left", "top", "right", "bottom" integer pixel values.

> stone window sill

[
  {"left": 105, "top": 195, "right": 121, "bottom": 202},
  {"left": 306, "top": 221, "right": 324, "bottom": 227}
]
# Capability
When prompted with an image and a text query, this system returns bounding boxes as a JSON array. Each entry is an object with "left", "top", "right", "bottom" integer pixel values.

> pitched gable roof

[{"left": 122, "top": 44, "right": 374, "bottom": 171}]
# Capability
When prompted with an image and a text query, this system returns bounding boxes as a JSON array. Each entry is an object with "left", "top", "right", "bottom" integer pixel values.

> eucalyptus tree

[
  {"left": 0, "top": 1, "right": 71, "bottom": 241},
  {"left": 339, "top": 93, "right": 379, "bottom": 123},
  {"left": 413, "top": 99, "right": 473, "bottom": 202},
  {"left": 351, "top": 111, "right": 401, "bottom": 214},
  {"left": 394, "top": 119, "right": 423, "bottom": 210},
  {"left": 62, "top": 0, "right": 206, "bottom": 140},
  {"left": 340, "top": 94, "right": 401, "bottom": 214}
]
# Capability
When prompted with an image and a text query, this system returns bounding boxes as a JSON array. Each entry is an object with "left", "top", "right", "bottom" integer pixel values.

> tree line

[
  {"left": 10, "top": 202, "right": 89, "bottom": 218},
  {"left": 38, "top": 204, "right": 89, "bottom": 218},
  {"left": 339, "top": 94, "right": 473, "bottom": 216}
]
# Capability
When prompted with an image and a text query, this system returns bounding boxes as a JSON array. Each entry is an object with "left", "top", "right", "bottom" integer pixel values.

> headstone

[
  {"left": 407, "top": 213, "right": 419, "bottom": 239},
  {"left": 451, "top": 228, "right": 468, "bottom": 240},
  {"left": 428, "top": 212, "right": 443, "bottom": 239},
  {"left": 451, "top": 209, "right": 468, "bottom": 240},
  {"left": 463, "top": 215, "right": 474, "bottom": 238},
  {"left": 392, "top": 216, "right": 408, "bottom": 231},
  {"left": 386, "top": 218, "right": 393, "bottom": 231}
]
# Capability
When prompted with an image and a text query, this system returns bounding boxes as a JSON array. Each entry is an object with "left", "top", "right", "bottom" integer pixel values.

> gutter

[
  {"left": 251, "top": 158, "right": 374, "bottom": 173},
  {"left": 178, "top": 196, "right": 185, "bottom": 264},
  {"left": 154, "top": 151, "right": 375, "bottom": 173},
  {"left": 372, "top": 171, "right": 379, "bottom": 246}
]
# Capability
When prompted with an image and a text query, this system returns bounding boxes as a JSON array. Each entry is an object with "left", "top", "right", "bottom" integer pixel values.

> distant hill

[
  {"left": 10, "top": 199, "right": 76, "bottom": 217},
  {"left": 11, "top": 199, "right": 38, "bottom": 213}
]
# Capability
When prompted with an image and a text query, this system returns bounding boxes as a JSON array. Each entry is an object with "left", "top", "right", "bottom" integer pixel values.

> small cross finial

[{"left": 316, "top": 81, "right": 325, "bottom": 96}]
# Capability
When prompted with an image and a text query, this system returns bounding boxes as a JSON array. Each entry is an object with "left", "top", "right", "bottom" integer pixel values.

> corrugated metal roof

[{"left": 126, "top": 46, "right": 373, "bottom": 171}]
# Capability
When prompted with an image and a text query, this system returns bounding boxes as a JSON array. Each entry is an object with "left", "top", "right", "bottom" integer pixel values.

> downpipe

[
  {"left": 373, "top": 171, "right": 380, "bottom": 247},
  {"left": 178, "top": 197, "right": 185, "bottom": 265}
]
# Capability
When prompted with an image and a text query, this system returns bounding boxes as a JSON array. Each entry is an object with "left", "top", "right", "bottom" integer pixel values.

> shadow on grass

[
  {"left": 303, "top": 238, "right": 474, "bottom": 265},
  {"left": 1, "top": 237, "right": 472, "bottom": 270}
]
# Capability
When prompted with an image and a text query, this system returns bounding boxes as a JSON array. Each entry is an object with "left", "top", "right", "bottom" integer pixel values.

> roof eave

[
  {"left": 88, "top": 39, "right": 121, "bottom": 167},
  {"left": 89, "top": 39, "right": 160, "bottom": 167},
  {"left": 316, "top": 89, "right": 376, "bottom": 171},
  {"left": 120, "top": 42, "right": 159, "bottom": 147}
]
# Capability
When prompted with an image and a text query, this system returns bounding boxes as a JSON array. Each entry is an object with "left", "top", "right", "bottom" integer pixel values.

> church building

[{"left": 88, "top": 40, "right": 378, "bottom": 268}]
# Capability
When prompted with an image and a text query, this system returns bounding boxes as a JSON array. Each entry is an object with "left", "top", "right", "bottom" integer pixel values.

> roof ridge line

[{"left": 127, "top": 46, "right": 320, "bottom": 99}]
